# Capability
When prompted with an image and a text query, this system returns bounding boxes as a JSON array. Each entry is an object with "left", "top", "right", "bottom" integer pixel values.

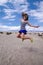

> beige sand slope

[{"left": 0, "top": 32, "right": 43, "bottom": 65}]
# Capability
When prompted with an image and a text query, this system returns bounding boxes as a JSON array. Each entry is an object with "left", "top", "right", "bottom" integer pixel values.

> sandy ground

[{"left": 0, "top": 32, "right": 43, "bottom": 65}]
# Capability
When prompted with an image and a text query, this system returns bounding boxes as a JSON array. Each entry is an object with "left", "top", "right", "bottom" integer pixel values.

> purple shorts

[{"left": 19, "top": 30, "right": 27, "bottom": 34}]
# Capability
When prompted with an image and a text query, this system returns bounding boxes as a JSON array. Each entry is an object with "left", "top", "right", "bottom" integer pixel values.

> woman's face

[
  {"left": 23, "top": 15, "right": 27, "bottom": 20},
  {"left": 22, "top": 13, "right": 28, "bottom": 21}
]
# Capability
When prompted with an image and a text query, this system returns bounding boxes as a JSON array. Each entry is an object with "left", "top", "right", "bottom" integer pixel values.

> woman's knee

[
  {"left": 21, "top": 33, "right": 24, "bottom": 38},
  {"left": 16, "top": 33, "right": 20, "bottom": 38}
]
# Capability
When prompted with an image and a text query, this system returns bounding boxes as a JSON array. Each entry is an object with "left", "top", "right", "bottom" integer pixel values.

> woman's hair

[{"left": 22, "top": 12, "right": 28, "bottom": 21}]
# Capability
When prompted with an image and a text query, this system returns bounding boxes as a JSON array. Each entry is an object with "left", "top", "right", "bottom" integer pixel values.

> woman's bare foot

[
  {"left": 21, "top": 36, "right": 24, "bottom": 41},
  {"left": 30, "top": 38, "right": 33, "bottom": 43}
]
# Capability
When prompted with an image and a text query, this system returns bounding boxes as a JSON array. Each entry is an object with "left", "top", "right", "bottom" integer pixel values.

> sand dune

[{"left": 0, "top": 32, "right": 43, "bottom": 65}]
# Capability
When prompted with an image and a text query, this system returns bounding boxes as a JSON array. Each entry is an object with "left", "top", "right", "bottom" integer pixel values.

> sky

[{"left": 0, "top": 0, "right": 43, "bottom": 31}]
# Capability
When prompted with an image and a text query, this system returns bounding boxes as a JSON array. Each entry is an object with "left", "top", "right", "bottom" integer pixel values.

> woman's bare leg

[
  {"left": 24, "top": 35, "right": 31, "bottom": 39},
  {"left": 17, "top": 33, "right": 33, "bottom": 42},
  {"left": 20, "top": 33, "right": 24, "bottom": 38},
  {"left": 24, "top": 35, "right": 33, "bottom": 42},
  {"left": 21, "top": 34, "right": 33, "bottom": 42},
  {"left": 20, "top": 33, "right": 25, "bottom": 41},
  {"left": 16, "top": 33, "right": 21, "bottom": 38}
]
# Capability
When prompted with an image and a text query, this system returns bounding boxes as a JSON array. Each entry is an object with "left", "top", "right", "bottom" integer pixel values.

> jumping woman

[{"left": 17, "top": 12, "right": 39, "bottom": 42}]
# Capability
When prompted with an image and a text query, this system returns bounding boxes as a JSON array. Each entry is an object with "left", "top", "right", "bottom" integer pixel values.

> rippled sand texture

[{"left": 0, "top": 32, "right": 43, "bottom": 65}]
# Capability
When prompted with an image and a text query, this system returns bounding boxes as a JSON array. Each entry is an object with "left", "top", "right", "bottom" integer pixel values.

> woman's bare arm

[{"left": 27, "top": 21, "right": 39, "bottom": 28}]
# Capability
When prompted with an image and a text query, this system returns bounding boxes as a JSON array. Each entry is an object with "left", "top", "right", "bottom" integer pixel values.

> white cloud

[
  {"left": 8, "top": 0, "right": 29, "bottom": 13},
  {"left": 33, "top": 1, "right": 39, "bottom": 7},
  {"left": 3, "top": 15, "right": 16, "bottom": 19},
  {"left": 0, "top": 24, "right": 43, "bottom": 31},
  {"left": 29, "top": 1, "right": 43, "bottom": 22},
  {"left": 0, "top": 25, "right": 20, "bottom": 31},
  {"left": 1, "top": 0, "right": 29, "bottom": 20},
  {"left": 9, "top": 0, "right": 28, "bottom": 5},
  {"left": 26, "top": 26, "right": 43, "bottom": 32},
  {"left": 4, "top": 9, "right": 15, "bottom": 13},
  {"left": 29, "top": 10, "right": 43, "bottom": 18},
  {"left": 2, "top": 9, "right": 16, "bottom": 19},
  {"left": 0, "top": 0, "right": 8, "bottom": 5},
  {"left": 35, "top": 27, "right": 43, "bottom": 31},
  {"left": 8, "top": 19, "right": 15, "bottom": 21},
  {"left": 0, "top": 0, "right": 43, "bottom": 26},
  {"left": 14, "top": 0, "right": 25, "bottom": 4},
  {"left": 14, "top": 5, "right": 29, "bottom": 13}
]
